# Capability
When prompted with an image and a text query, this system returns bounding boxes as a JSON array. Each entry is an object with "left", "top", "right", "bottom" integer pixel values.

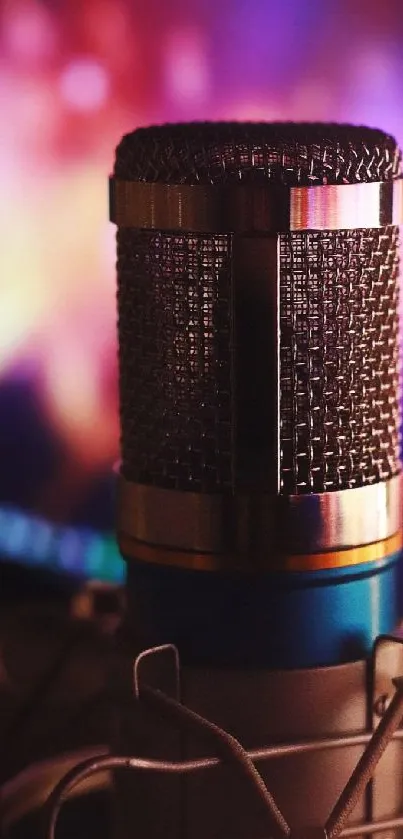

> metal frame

[{"left": 42, "top": 636, "right": 403, "bottom": 839}]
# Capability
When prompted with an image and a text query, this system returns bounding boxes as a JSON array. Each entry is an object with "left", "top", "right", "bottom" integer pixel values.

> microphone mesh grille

[
  {"left": 279, "top": 226, "right": 400, "bottom": 493},
  {"left": 115, "top": 123, "right": 401, "bottom": 495},
  {"left": 114, "top": 122, "right": 401, "bottom": 186},
  {"left": 117, "top": 229, "right": 233, "bottom": 492}
]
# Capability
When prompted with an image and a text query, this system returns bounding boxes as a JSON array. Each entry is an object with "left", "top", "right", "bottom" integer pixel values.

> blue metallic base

[{"left": 126, "top": 551, "right": 402, "bottom": 669}]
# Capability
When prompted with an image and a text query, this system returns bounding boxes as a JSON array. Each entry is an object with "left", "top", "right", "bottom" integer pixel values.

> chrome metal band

[
  {"left": 119, "top": 531, "right": 402, "bottom": 572},
  {"left": 109, "top": 178, "right": 403, "bottom": 233},
  {"left": 116, "top": 473, "right": 402, "bottom": 559}
]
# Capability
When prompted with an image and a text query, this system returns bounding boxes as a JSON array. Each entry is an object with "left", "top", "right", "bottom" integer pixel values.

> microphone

[{"left": 109, "top": 123, "right": 403, "bottom": 837}]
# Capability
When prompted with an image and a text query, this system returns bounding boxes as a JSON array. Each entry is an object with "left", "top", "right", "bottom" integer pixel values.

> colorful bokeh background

[{"left": 1, "top": 0, "right": 403, "bottom": 579}]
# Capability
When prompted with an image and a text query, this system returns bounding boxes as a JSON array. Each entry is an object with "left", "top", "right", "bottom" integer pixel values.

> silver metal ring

[
  {"left": 109, "top": 178, "right": 403, "bottom": 233},
  {"left": 280, "top": 474, "right": 402, "bottom": 553},
  {"left": 116, "top": 473, "right": 402, "bottom": 557}
]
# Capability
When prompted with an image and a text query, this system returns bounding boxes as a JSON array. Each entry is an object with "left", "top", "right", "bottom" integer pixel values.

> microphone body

[{"left": 110, "top": 123, "right": 403, "bottom": 837}]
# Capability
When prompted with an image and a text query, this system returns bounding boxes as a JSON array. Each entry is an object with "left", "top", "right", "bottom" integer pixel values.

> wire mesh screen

[
  {"left": 279, "top": 226, "right": 401, "bottom": 494},
  {"left": 114, "top": 122, "right": 401, "bottom": 186},
  {"left": 114, "top": 122, "right": 402, "bottom": 496},
  {"left": 117, "top": 229, "right": 234, "bottom": 492}
]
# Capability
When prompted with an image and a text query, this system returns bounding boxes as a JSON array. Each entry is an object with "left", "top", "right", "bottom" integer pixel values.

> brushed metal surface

[
  {"left": 117, "top": 473, "right": 402, "bottom": 559},
  {"left": 110, "top": 178, "right": 403, "bottom": 232}
]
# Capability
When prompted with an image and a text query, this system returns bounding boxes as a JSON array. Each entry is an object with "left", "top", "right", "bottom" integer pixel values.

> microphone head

[
  {"left": 114, "top": 121, "right": 401, "bottom": 185},
  {"left": 111, "top": 122, "right": 403, "bottom": 667},
  {"left": 114, "top": 122, "right": 401, "bottom": 497}
]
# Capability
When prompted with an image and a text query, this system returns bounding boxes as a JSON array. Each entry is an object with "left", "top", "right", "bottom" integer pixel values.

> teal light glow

[{"left": 0, "top": 506, "right": 125, "bottom": 584}]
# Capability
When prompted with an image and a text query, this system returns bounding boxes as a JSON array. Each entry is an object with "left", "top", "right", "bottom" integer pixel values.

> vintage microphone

[{"left": 108, "top": 123, "right": 403, "bottom": 839}]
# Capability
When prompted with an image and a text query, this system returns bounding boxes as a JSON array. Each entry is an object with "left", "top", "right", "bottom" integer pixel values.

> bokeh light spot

[
  {"left": 59, "top": 58, "right": 110, "bottom": 112},
  {"left": 3, "top": 0, "right": 57, "bottom": 64},
  {"left": 164, "top": 29, "right": 210, "bottom": 104}
]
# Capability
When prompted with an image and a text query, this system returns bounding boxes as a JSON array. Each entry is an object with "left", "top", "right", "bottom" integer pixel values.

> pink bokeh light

[
  {"left": 164, "top": 28, "right": 210, "bottom": 106},
  {"left": 2, "top": 0, "right": 58, "bottom": 65},
  {"left": 59, "top": 57, "right": 110, "bottom": 111}
]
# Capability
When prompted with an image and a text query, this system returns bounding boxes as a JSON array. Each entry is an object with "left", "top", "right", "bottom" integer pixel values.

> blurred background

[
  {"left": 1, "top": 0, "right": 403, "bottom": 584},
  {"left": 2, "top": 2, "right": 403, "bottom": 828}
]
